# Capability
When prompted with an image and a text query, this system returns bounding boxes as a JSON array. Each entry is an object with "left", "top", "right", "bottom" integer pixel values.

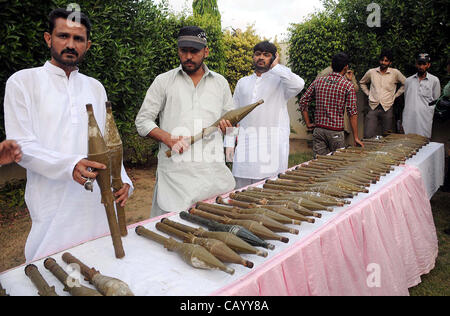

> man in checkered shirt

[{"left": 299, "top": 53, "right": 364, "bottom": 156}]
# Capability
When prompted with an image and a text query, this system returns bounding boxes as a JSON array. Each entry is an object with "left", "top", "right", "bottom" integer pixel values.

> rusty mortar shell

[{"left": 25, "top": 264, "right": 59, "bottom": 296}]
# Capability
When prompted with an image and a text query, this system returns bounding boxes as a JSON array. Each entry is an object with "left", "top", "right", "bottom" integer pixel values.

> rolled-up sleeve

[{"left": 135, "top": 76, "right": 165, "bottom": 137}]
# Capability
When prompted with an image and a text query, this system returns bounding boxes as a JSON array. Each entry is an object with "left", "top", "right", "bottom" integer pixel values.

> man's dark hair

[
  {"left": 48, "top": 8, "right": 92, "bottom": 40},
  {"left": 379, "top": 49, "right": 393, "bottom": 61},
  {"left": 253, "top": 41, "right": 277, "bottom": 55},
  {"left": 331, "top": 53, "right": 350, "bottom": 73}
]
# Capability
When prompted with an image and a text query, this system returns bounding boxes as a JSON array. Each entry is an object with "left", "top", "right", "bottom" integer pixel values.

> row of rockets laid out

[
  {"left": 0, "top": 126, "right": 428, "bottom": 295},
  {"left": 131, "top": 133, "right": 429, "bottom": 279}
]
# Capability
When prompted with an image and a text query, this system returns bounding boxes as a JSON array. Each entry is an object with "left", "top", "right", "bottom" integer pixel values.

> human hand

[
  {"left": 0, "top": 140, "right": 22, "bottom": 165},
  {"left": 306, "top": 122, "right": 316, "bottom": 131},
  {"left": 72, "top": 159, "right": 106, "bottom": 186},
  {"left": 169, "top": 135, "right": 191, "bottom": 155},
  {"left": 218, "top": 119, "right": 233, "bottom": 134},
  {"left": 270, "top": 52, "right": 280, "bottom": 69},
  {"left": 225, "top": 147, "right": 235, "bottom": 162},
  {"left": 114, "top": 183, "right": 131, "bottom": 207},
  {"left": 354, "top": 137, "right": 364, "bottom": 148}
]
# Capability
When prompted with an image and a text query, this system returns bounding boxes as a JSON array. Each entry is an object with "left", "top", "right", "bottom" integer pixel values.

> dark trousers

[
  {"left": 364, "top": 105, "right": 394, "bottom": 138},
  {"left": 312, "top": 128, "right": 345, "bottom": 157}
]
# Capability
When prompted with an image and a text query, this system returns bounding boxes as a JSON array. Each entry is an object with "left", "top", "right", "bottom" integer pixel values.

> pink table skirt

[{"left": 211, "top": 165, "right": 438, "bottom": 296}]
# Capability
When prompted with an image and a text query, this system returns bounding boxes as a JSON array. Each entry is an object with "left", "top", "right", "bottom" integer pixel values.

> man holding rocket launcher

[
  {"left": 136, "top": 26, "right": 240, "bottom": 218},
  {"left": 3, "top": 8, "right": 133, "bottom": 261}
]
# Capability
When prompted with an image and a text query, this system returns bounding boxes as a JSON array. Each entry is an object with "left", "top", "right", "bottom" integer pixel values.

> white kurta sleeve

[
  {"left": 4, "top": 77, "right": 85, "bottom": 181},
  {"left": 135, "top": 76, "right": 166, "bottom": 137},
  {"left": 432, "top": 78, "right": 441, "bottom": 101},
  {"left": 270, "top": 64, "right": 305, "bottom": 100}
]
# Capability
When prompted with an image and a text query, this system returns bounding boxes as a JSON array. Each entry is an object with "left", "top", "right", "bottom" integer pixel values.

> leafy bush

[{"left": 223, "top": 26, "right": 262, "bottom": 92}]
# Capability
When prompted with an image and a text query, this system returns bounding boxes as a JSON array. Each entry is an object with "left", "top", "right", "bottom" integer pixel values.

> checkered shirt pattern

[{"left": 299, "top": 72, "right": 357, "bottom": 131}]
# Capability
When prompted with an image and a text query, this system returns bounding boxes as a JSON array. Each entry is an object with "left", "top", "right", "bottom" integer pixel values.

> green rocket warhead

[
  {"left": 44, "top": 258, "right": 103, "bottom": 296},
  {"left": 135, "top": 226, "right": 235, "bottom": 275},
  {"left": 161, "top": 218, "right": 267, "bottom": 257},
  {"left": 166, "top": 99, "right": 264, "bottom": 157},
  {"left": 189, "top": 208, "right": 289, "bottom": 243},
  {"left": 86, "top": 104, "right": 125, "bottom": 259},
  {"left": 156, "top": 222, "right": 254, "bottom": 268},
  {"left": 180, "top": 211, "right": 275, "bottom": 250},
  {"left": 104, "top": 101, "right": 128, "bottom": 237},
  {"left": 25, "top": 264, "right": 59, "bottom": 296},
  {"left": 62, "top": 252, "right": 134, "bottom": 296}
]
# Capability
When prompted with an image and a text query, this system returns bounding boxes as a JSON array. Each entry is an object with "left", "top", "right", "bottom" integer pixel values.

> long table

[{"left": 0, "top": 143, "right": 442, "bottom": 296}]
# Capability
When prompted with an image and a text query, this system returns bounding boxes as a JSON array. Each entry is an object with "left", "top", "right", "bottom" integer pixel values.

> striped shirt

[{"left": 299, "top": 72, "right": 357, "bottom": 131}]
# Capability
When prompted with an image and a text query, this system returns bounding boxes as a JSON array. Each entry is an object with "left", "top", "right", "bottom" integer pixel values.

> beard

[
  {"left": 181, "top": 57, "right": 205, "bottom": 74},
  {"left": 254, "top": 59, "right": 270, "bottom": 73},
  {"left": 380, "top": 64, "right": 389, "bottom": 70},
  {"left": 417, "top": 69, "right": 427, "bottom": 76},
  {"left": 51, "top": 46, "right": 84, "bottom": 67}
]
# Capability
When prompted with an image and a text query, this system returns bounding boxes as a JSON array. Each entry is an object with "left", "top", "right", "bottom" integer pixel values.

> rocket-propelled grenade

[
  {"left": 189, "top": 208, "right": 290, "bottom": 243},
  {"left": 135, "top": 226, "right": 235, "bottom": 275},
  {"left": 166, "top": 99, "right": 264, "bottom": 157},
  {"left": 104, "top": 101, "right": 128, "bottom": 237},
  {"left": 156, "top": 222, "right": 254, "bottom": 268},
  {"left": 43, "top": 258, "right": 103, "bottom": 296},
  {"left": 86, "top": 104, "right": 125, "bottom": 259},
  {"left": 180, "top": 211, "right": 275, "bottom": 250},
  {"left": 161, "top": 218, "right": 267, "bottom": 257},
  {"left": 62, "top": 252, "right": 134, "bottom": 296},
  {"left": 24, "top": 264, "right": 59, "bottom": 296}
]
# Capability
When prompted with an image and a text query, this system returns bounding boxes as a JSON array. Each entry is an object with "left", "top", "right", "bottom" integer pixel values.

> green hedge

[{"left": 0, "top": 0, "right": 226, "bottom": 165}]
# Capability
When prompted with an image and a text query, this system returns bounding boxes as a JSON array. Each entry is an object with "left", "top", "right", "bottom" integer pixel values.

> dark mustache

[{"left": 61, "top": 48, "right": 78, "bottom": 56}]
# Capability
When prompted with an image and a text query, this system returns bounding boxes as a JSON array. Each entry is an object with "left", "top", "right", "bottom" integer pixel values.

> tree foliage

[
  {"left": 193, "top": 0, "right": 221, "bottom": 22},
  {"left": 223, "top": 26, "right": 263, "bottom": 92},
  {"left": 289, "top": 0, "right": 450, "bottom": 85}
]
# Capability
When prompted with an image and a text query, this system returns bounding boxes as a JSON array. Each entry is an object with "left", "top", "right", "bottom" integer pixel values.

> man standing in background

[
  {"left": 402, "top": 53, "right": 441, "bottom": 138},
  {"left": 360, "top": 49, "right": 406, "bottom": 138},
  {"left": 299, "top": 53, "right": 363, "bottom": 156},
  {"left": 225, "top": 41, "right": 304, "bottom": 189}
]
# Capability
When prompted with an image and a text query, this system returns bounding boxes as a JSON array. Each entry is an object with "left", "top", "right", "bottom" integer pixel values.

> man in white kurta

[
  {"left": 135, "top": 26, "right": 235, "bottom": 218},
  {"left": 3, "top": 9, "right": 133, "bottom": 262},
  {"left": 403, "top": 53, "right": 441, "bottom": 138},
  {"left": 225, "top": 41, "right": 305, "bottom": 188}
]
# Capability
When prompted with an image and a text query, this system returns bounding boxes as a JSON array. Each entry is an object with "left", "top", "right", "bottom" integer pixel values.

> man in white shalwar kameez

[
  {"left": 225, "top": 41, "right": 305, "bottom": 189},
  {"left": 135, "top": 26, "right": 235, "bottom": 218},
  {"left": 3, "top": 9, "right": 133, "bottom": 262},
  {"left": 403, "top": 53, "right": 441, "bottom": 138}
]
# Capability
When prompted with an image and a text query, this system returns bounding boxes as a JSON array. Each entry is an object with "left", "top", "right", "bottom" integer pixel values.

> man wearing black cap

[
  {"left": 402, "top": 53, "right": 441, "bottom": 138},
  {"left": 135, "top": 26, "right": 236, "bottom": 217}
]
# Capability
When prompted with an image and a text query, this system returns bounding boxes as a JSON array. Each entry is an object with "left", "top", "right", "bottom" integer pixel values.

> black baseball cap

[
  {"left": 177, "top": 26, "right": 207, "bottom": 50},
  {"left": 416, "top": 53, "right": 430, "bottom": 63}
]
